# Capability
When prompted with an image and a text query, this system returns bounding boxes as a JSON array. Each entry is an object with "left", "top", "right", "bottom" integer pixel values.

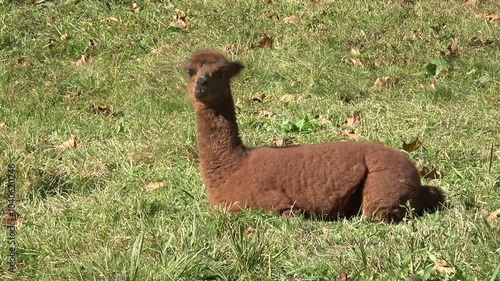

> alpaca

[{"left": 185, "top": 51, "right": 445, "bottom": 223}]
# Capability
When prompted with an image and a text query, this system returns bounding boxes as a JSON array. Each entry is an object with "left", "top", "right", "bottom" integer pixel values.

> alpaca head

[{"left": 186, "top": 51, "right": 244, "bottom": 106}]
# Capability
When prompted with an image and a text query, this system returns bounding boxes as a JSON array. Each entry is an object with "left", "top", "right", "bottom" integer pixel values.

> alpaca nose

[{"left": 197, "top": 76, "right": 208, "bottom": 87}]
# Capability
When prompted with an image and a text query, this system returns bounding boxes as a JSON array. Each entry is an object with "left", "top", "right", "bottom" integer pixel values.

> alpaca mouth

[{"left": 195, "top": 86, "right": 208, "bottom": 98}]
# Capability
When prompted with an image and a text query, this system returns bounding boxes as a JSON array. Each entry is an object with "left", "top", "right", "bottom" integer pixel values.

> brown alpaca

[{"left": 185, "top": 51, "right": 445, "bottom": 223}]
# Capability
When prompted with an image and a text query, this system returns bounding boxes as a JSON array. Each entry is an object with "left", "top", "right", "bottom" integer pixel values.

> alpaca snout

[{"left": 195, "top": 77, "right": 209, "bottom": 98}]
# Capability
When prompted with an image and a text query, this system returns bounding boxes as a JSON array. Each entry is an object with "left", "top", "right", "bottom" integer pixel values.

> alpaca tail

[{"left": 420, "top": 185, "right": 446, "bottom": 213}]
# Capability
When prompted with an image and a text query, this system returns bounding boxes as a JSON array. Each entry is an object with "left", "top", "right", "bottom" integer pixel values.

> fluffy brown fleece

[{"left": 185, "top": 50, "right": 445, "bottom": 223}]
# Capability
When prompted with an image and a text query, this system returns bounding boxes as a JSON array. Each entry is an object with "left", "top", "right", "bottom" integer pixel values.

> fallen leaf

[
  {"left": 226, "top": 44, "right": 245, "bottom": 55},
  {"left": 245, "top": 227, "right": 256, "bottom": 238},
  {"left": 235, "top": 105, "right": 241, "bottom": 114},
  {"left": 343, "top": 58, "right": 363, "bottom": 67},
  {"left": 54, "top": 135, "right": 81, "bottom": 149},
  {"left": 468, "top": 36, "right": 494, "bottom": 47},
  {"left": 487, "top": 209, "right": 500, "bottom": 223},
  {"left": 318, "top": 115, "right": 333, "bottom": 126},
  {"left": 402, "top": 137, "right": 422, "bottom": 152},
  {"left": 266, "top": 10, "right": 279, "bottom": 20},
  {"left": 65, "top": 92, "right": 82, "bottom": 100},
  {"left": 103, "top": 17, "right": 119, "bottom": 23},
  {"left": 349, "top": 48, "right": 360, "bottom": 57},
  {"left": 131, "top": 0, "right": 140, "bottom": 13},
  {"left": 258, "top": 35, "right": 274, "bottom": 48},
  {"left": 432, "top": 259, "right": 456, "bottom": 276},
  {"left": 74, "top": 54, "right": 95, "bottom": 67},
  {"left": 91, "top": 103, "right": 115, "bottom": 117},
  {"left": 476, "top": 13, "right": 500, "bottom": 22},
  {"left": 0, "top": 123, "right": 5, "bottom": 131},
  {"left": 280, "top": 94, "right": 297, "bottom": 102},
  {"left": 283, "top": 15, "right": 298, "bottom": 23},
  {"left": 340, "top": 129, "right": 362, "bottom": 141},
  {"left": 149, "top": 44, "right": 172, "bottom": 55},
  {"left": 168, "top": 9, "right": 190, "bottom": 30},
  {"left": 419, "top": 166, "right": 441, "bottom": 179},
  {"left": 428, "top": 80, "right": 437, "bottom": 91},
  {"left": 342, "top": 111, "right": 361, "bottom": 127},
  {"left": 373, "top": 76, "right": 391, "bottom": 89},
  {"left": 440, "top": 40, "right": 460, "bottom": 58},
  {"left": 143, "top": 182, "right": 168, "bottom": 192},
  {"left": 60, "top": 33, "right": 69, "bottom": 41},
  {"left": 465, "top": 0, "right": 480, "bottom": 6},
  {"left": 255, "top": 109, "right": 274, "bottom": 118},
  {"left": 17, "top": 57, "right": 32, "bottom": 67},
  {"left": 273, "top": 136, "right": 295, "bottom": 146},
  {"left": 317, "top": 23, "right": 328, "bottom": 31},
  {"left": 248, "top": 93, "right": 265, "bottom": 103},
  {"left": 339, "top": 272, "right": 349, "bottom": 281},
  {"left": 2, "top": 211, "right": 23, "bottom": 226}
]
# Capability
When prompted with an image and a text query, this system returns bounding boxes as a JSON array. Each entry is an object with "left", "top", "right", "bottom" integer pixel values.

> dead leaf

[
  {"left": 340, "top": 129, "right": 362, "bottom": 141},
  {"left": 60, "top": 33, "right": 69, "bottom": 41},
  {"left": 317, "top": 23, "right": 328, "bottom": 31},
  {"left": 342, "top": 111, "right": 361, "bottom": 127},
  {"left": 248, "top": 93, "right": 265, "bottom": 103},
  {"left": 349, "top": 48, "right": 360, "bottom": 57},
  {"left": 17, "top": 57, "right": 32, "bottom": 67},
  {"left": 432, "top": 259, "right": 456, "bottom": 276},
  {"left": 419, "top": 166, "right": 441, "bottom": 179},
  {"left": 283, "top": 15, "right": 298, "bottom": 23},
  {"left": 226, "top": 44, "right": 245, "bottom": 55},
  {"left": 468, "top": 36, "right": 494, "bottom": 47},
  {"left": 476, "top": 13, "right": 500, "bottom": 22},
  {"left": 428, "top": 80, "right": 437, "bottom": 91},
  {"left": 74, "top": 54, "right": 95, "bottom": 67},
  {"left": 465, "top": 0, "right": 479, "bottom": 6},
  {"left": 65, "top": 92, "right": 82, "bottom": 100},
  {"left": 131, "top": 0, "right": 140, "bottom": 13},
  {"left": 280, "top": 94, "right": 297, "bottom": 102},
  {"left": 342, "top": 58, "right": 363, "bottom": 67},
  {"left": 373, "top": 76, "right": 391, "bottom": 89},
  {"left": 54, "top": 135, "right": 81, "bottom": 149},
  {"left": 273, "top": 136, "right": 295, "bottom": 146},
  {"left": 0, "top": 123, "right": 5, "bottom": 131},
  {"left": 149, "top": 44, "right": 172, "bottom": 55},
  {"left": 168, "top": 9, "right": 190, "bottom": 31},
  {"left": 91, "top": 103, "right": 115, "bottom": 117},
  {"left": 487, "top": 209, "right": 500, "bottom": 223},
  {"left": 245, "top": 227, "right": 256, "bottom": 238},
  {"left": 255, "top": 109, "right": 274, "bottom": 118},
  {"left": 266, "top": 10, "right": 279, "bottom": 20},
  {"left": 143, "top": 182, "right": 168, "bottom": 192},
  {"left": 259, "top": 35, "right": 274, "bottom": 48},
  {"left": 339, "top": 272, "right": 349, "bottom": 281},
  {"left": 402, "top": 137, "right": 422, "bottom": 152},
  {"left": 440, "top": 40, "right": 460, "bottom": 58},
  {"left": 103, "top": 17, "right": 119, "bottom": 23},
  {"left": 2, "top": 211, "right": 23, "bottom": 226}
]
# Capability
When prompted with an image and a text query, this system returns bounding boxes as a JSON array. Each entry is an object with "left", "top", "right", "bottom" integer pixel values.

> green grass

[{"left": 1, "top": 0, "right": 499, "bottom": 280}]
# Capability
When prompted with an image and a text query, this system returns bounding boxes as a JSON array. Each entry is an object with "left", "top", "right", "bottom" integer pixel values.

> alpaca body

[{"left": 186, "top": 51, "right": 445, "bottom": 222}]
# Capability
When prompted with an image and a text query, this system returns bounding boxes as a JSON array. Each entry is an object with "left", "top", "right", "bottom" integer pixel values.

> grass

[{"left": 0, "top": 0, "right": 499, "bottom": 280}]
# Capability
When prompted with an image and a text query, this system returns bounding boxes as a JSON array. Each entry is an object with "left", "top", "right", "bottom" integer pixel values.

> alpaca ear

[{"left": 227, "top": 61, "right": 244, "bottom": 78}]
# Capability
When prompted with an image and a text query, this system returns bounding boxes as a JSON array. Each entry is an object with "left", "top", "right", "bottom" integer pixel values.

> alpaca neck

[{"left": 195, "top": 93, "right": 246, "bottom": 182}]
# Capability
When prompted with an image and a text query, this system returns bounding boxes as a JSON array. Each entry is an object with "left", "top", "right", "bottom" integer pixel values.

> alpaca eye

[{"left": 188, "top": 69, "right": 196, "bottom": 77}]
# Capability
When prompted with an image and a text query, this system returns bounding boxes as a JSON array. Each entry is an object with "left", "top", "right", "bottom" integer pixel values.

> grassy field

[{"left": 1, "top": 0, "right": 499, "bottom": 280}]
